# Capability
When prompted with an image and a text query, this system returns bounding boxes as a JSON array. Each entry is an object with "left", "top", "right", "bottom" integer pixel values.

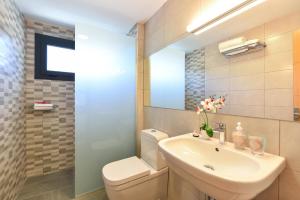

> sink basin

[{"left": 158, "top": 133, "right": 285, "bottom": 200}]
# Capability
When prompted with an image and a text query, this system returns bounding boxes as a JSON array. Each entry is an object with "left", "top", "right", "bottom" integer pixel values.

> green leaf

[
  {"left": 200, "top": 123, "right": 207, "bottom": 130},
  {"left": 205, "top": 127, "right": 214, "bottom": 137}
]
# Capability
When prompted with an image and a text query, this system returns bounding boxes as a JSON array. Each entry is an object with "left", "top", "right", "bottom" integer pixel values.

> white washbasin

[{"left": 158, "top": 133, "right": 285, "bottom": 200}]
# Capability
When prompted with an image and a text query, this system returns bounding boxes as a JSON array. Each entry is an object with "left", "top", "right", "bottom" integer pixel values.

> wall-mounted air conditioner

[{"left": 218, "top": 37, "right": 265, "bottom": 56}]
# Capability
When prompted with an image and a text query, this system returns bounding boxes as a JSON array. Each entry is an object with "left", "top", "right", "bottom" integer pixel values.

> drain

[{"left": 204, "top": 164, "right": 215, "bottom": 171}]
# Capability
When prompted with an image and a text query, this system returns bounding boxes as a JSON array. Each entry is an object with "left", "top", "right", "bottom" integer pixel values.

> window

[{"left": 35, "top": 33, "right": 75, "bottom": 81}]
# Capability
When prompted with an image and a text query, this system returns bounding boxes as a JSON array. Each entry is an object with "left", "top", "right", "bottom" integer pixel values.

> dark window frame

[{"left": 35, "top": 33, "right": 75, "bottom": 81}]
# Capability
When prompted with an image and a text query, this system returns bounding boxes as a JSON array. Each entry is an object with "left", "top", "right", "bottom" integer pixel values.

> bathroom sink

[{"left": 158, "top": 133, "right": 285, "bottom": 200}]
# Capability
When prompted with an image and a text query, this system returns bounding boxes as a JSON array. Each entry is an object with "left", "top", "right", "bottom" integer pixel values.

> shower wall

[
  {"left": 24, "top": 19, "right": 75, "bottom": 177},
  {"left": 75, "top": 23, "right": 136, "bottom": 196},
  {"left": 0, "top": 0, "right": 26, "bottom": 199}
]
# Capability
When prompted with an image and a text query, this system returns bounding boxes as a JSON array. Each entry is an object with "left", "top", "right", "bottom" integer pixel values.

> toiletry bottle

[{"left": 232, "top": 122, "right": 247, "bottom": 149}]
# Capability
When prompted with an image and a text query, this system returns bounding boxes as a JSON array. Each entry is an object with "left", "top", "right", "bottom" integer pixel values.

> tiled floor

[
  {"left": 75, "top": 189, "right": 108, "bottom": 200},
  {"left": 17, "top": 169, "right": 108, "bottom": 200},
  {"left": 17, "top": 169, "right": 75, "bottom": 200}
]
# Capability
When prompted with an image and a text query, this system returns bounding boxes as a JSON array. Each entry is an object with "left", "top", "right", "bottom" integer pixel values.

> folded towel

[
  {"left": 34, "top": 104, "right": 53, "bottom": 107},
  {"left": 34, "top": 107, "right": 53, "bottom": 110},
  {"left": 33, "top": 103, "right": 54, "bottom": 110},
  {"left": 218, "top": 37, "right": 246, "bottom": 50}
]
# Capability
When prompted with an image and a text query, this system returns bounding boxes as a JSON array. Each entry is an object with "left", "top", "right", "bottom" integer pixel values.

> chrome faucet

[{"left": 213, "top": 122, "right": 226, "bottom": 145}]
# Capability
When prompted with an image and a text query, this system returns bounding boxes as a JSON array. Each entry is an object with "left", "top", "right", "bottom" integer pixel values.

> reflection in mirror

[
  {"left": 144, "top": 43, "right": 217, "bottom": 111},
  {"left": 144, "top": 14, "right": 300, "bottom": 122},
  {"left": 144, "top": 48, "right": 185, "bottom": 110}
]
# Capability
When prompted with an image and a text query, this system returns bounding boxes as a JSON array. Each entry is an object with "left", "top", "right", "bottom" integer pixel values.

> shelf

[{"left": 33, "top": 103, "right": 57, "bottom": 111}]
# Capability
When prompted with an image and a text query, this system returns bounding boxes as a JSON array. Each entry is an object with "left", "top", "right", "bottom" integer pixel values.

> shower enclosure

[{"left": 75, "top": 23, "right": 136, "bottom": 196}]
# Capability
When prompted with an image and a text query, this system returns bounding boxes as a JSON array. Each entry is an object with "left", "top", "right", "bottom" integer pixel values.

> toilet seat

[{"left": 102, "top": 156, "right": 168, "bottom": 191}]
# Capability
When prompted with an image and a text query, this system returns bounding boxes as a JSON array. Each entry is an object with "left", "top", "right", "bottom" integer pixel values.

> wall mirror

[{"left": 144, "top": 0, "right": 300, "bottom": 121}]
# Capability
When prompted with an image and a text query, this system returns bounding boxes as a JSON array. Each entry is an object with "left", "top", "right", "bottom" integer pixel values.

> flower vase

[{"left": 200, "top": 130, "right": 210, "bottom": 140}]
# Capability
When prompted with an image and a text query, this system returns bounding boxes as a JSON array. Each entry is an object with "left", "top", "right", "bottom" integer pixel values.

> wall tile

[
  {"left": 205, "top": 54, "right": 229, "bottom": 69},
  {"left": 145, "top": 27, "right": 165, "bottom": 56},
  {"left": 265, "top": 12, "right": 300, "bottom": 38},
  {"left": 144, "top": 106, "right": 167, "bottom": 133},
  {"left": 163, "top": 108, "right": 199, "bottom": 137},
  {"left": 144, "top": 107, "right": 199, "bottom": 137},
  {"left": 205, "top": 65, "right": 229, "bottom": 80},
  {"left": 265, "top": 89, "right": 293, "bottom": 107},
  {"left": 241, "top": 25, "right": 265, "bottom": 42},
  {"left": 205, "top": 43, "right": 220, "bottom": 57},
  {"left": 160, "top": 11, "right": 296, "bottom": 121},
  {"left": 265, "top": 106, "right": 294, "bottom": 121},
  {"left": 265, "top": 70, "right": 293, "bottom": 89},
  {"left": 230, "top": 105, "right": 265, "bottom": 119},
  {"left": 230, "top": 74, "right": 265, "bottom": 91},
  {"left": 24, "top": 19, "right": 75, "bottom": 177},
  {"left": 279, "top": 168, "right": 300, "bottom": 199},
  {"left": 144, "top": 107, "right": 280, "bottom": 155},
  {"left": 200, "top": 17, "right": 293, "bottom": 121},
  {"left": 265, "top": 32, "right": 293, "bottom": 55},
  {"left": 230, "top": 90, "right": 264, "bottom": 106},
  {"left": 0, "top": 0, "right": 26, "bottom": 199},
  {"left": 144, "top": 3, "right": 166, "bottom": 36},
  {"left": 265, "top": 51, "right": 293, "bottom": 72},
  {"left": 255, "top": 179, "right": 278, "bottom": 200},
  {"left": 229, "top": 57, "right": 264, "bottom": 77},
  {"left": 206, "top": 78, "right": 229, "bottom": 92},
  {"left": 280, "top": 121, "right": 300, "bottom": 172}
]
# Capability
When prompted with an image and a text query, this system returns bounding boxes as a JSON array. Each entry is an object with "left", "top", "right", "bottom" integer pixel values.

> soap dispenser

[{"left": 232, "top": 122, "right": 247, "bottom": 149}]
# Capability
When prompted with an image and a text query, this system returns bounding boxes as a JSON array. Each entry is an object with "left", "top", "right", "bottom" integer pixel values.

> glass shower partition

[{"left": 75, "top": 23, "right": 136, "bottom": 196}]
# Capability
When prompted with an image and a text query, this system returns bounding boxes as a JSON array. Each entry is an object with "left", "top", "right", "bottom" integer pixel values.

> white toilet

[{"left": 102, "top": 129, "right": 169, "bottom": 200}]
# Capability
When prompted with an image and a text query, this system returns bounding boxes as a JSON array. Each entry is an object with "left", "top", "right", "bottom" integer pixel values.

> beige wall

[
  {"left": 143, "top": 1, "right": 300, "bottom": 200},
  {"left": 145, "top": 0, "right": 252, "bottom": 56},
  {"left": 145, "top": 0, "right": 202, "bottom": 56},
  {"left": 146, "top": 7, "right": 300, "bottom": 121},
  {"left": 204, "top": 12, "right": 298, "bottom": 121}
]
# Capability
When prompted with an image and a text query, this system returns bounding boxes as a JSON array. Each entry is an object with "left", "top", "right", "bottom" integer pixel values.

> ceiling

[
  {"left": 172, "top": 0, "right": 300, "bottom": 52},
  {"left": 14, "top": 0, "right": 167, "bottom": 34}
]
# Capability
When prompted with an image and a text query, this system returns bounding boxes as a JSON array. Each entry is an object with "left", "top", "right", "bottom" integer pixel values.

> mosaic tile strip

[
  {"left": 24, "top": 19, "right": 75, "bottom": 177},
  {"left": 0, "top": 0, "right": 26, "bottom": 199},
  {"left": 185, "top": 49, "right": 205, "bottom": 110}
]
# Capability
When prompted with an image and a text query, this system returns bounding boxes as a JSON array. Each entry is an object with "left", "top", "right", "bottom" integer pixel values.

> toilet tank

[{"left": 141, "top": 129, "right": 168, "bottom": 171}]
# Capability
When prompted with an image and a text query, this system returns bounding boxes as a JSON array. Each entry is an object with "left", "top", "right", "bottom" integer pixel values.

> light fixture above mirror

[{"left": 187, "top": 0, "right": 266, "bottom": 35}]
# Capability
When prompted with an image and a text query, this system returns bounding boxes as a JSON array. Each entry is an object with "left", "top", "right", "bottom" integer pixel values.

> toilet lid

[{"left": 102, "top": 156, "right": 151, "bottom": 186}]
